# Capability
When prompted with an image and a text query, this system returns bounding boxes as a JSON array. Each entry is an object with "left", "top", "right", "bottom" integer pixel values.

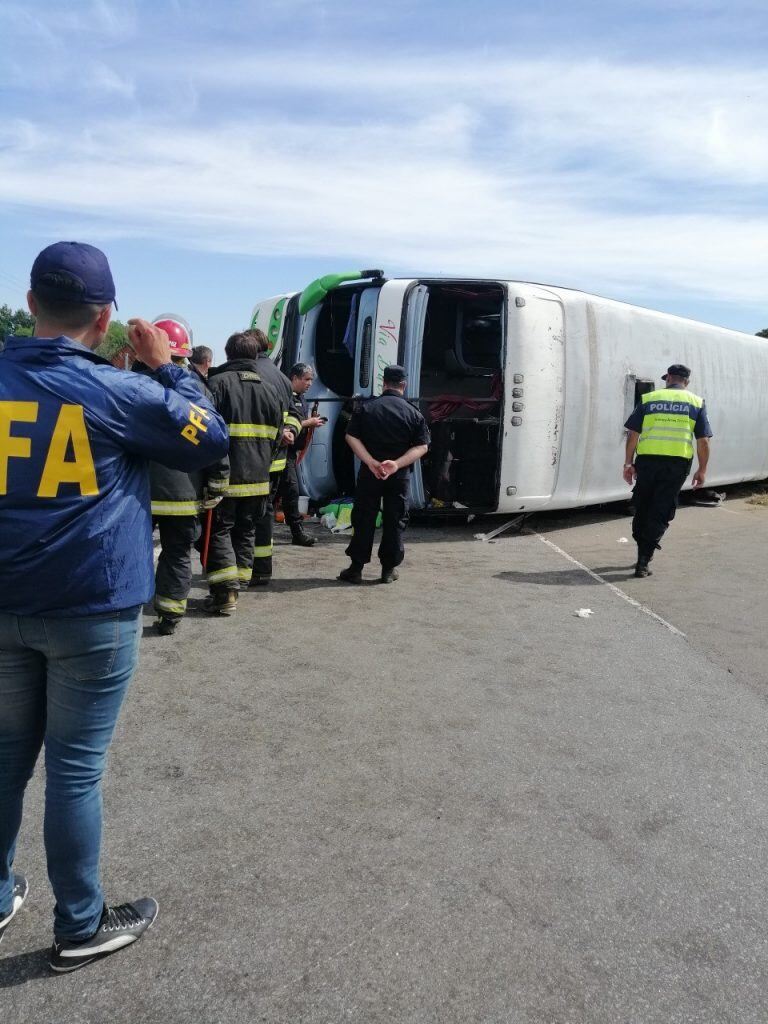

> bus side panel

[
  {"left": 497, "top": 289, "right": 565, "bottom": 512},
  {"left": 552, "top": 297, "right": 768, "bottom": 510},
  {"left": 250, "top": 293, "right": 297, "bottom": 363}
]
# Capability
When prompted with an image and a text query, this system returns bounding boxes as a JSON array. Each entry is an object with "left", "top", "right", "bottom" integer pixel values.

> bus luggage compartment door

[{"left": 500, "top": 291, "right": 565, "bottom": 511}]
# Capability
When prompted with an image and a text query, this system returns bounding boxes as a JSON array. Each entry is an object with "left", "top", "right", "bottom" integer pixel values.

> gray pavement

[{"left": 3, "top": 491, "right": 768, "bottom": 1023}]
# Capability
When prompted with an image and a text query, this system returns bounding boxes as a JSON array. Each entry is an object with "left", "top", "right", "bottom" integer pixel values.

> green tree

[
  {"left": 757, "top": 328, "right": 768, "bottom": 338},
  {"left": 0, "top": 304, "right": 34, "bottom": 339}
]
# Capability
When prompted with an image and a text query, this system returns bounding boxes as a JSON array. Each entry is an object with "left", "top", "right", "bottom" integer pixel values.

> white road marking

[{"left": 528, "top": 529, "right": 687, "bottom": 638}]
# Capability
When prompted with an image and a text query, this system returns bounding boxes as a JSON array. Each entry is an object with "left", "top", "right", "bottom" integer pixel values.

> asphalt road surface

[{"left": 3, "top": 489, "right": 768, "bottom": 1023}]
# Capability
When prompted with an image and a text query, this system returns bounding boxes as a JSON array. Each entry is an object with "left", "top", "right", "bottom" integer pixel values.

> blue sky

[{"left": 1, "top": 0, "right": 766, "bottom": 356}]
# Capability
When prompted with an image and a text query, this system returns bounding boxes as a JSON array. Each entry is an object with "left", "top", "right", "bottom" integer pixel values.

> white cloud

[{"left": 0, "top": 53, "right": 766, "bottom": 310}]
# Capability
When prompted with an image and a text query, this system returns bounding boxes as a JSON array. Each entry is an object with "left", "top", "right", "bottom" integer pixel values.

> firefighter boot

[
  {"left": 154, "top": 615, "right": 180, "bottom": 636},
  {"left": 204, "top": 587, "right": 238, "bottom": 615}
]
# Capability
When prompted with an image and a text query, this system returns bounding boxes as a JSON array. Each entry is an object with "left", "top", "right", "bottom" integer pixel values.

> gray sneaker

[
  {"left": 50, "top": 898, "right": 159, "bottom": 973},
  {"left": 0, "top": 873, "right": 29, "bottom": 945}
]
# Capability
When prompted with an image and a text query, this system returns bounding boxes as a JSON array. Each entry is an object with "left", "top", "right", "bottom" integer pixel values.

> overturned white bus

[{"left": 250, "top": 272, "right": 768, "bottom": 515}]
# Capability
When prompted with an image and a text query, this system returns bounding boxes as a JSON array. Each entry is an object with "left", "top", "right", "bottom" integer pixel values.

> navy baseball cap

[
  {"left": 662, "top": 363, "right": 691, "bottom": 380},
  {"left": 31, "top": 241, "right": 117, "bottom": 308},
  {"left": 383, "top": 364, "right": 407, "bottom": 384}
]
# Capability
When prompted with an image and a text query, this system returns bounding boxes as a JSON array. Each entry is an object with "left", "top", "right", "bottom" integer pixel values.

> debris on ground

[{"left": 574, "top": 608, "right": 594, "bottom": 618}]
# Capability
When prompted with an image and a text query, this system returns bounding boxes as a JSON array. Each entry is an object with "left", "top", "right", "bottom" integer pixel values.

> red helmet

[{"left": 152, "top": 314, "right": 192, "bottom": 357}]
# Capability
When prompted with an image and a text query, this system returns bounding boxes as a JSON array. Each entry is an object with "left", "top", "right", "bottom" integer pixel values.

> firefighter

[
  {"left": 204, "top": 331, "right": 284, "bottom": 614},
  {"left": 148, "top": 317, "right": 229, "bottom": 634},
  {"left": 277, "top": 362, "right": 326, "bottom": 547},
  {"left": 245, "top": 329, "right": 299, "bottom": 585}
]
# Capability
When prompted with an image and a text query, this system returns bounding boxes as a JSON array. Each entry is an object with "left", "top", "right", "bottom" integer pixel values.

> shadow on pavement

[
  {"left": 0, "top": 947, "right": 53, "bottom": 987},
  {"left": 494, "top": 569, "right": 601, "bottom": 587}
]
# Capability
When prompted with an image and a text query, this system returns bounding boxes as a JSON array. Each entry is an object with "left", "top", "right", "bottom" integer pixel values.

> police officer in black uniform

[
  {"left": 338, "top": 365, "right": 430, "bottom": 584},
  {"left": 278, "top": 362, "right": 326, "bottom": 547}
]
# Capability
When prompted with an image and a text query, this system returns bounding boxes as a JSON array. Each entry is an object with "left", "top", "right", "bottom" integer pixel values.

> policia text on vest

[{"left": 623, "top": 365, "right": 713, "bottom": 578}]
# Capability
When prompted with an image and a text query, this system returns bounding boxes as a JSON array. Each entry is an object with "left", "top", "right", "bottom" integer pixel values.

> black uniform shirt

[{"left": 346, "top": 389, "right": 430, "bottom": 473}]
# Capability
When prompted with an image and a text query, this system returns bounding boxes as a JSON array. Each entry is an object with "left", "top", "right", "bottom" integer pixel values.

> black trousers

[
  {"left": 277, "top": 459, "right": 304, "bottom": 535},
  {"left": 154, "top": 515, "right": 200, "bottom": 619},
  {"left": 632, "top": 455, "right": 691, "bottom": 561},
  {"left": 206, "top": 496, "right": 267, "bottom": 591},
  {"left": 252, "top": 473, "right": 281, "bottom": 580},
  {"left": 346, "top": 466, "right": 410, "bottom": 569}
]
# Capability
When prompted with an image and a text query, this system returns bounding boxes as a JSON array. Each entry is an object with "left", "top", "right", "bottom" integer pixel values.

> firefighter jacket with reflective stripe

[
  {"left": 634, "top": 388, "right": 706, "bottom": 459},
  {"left": 207, "top": 359, "right": 284, "bottom": 496},
  {"left": 255, "top": 353, "right": 297, "bottom": 473},
  {"left": 0, "top": 335, "right": 229, "bottom": 617},
  {"left": 147, "top": 369, "right": 230, "bottom": 515}
]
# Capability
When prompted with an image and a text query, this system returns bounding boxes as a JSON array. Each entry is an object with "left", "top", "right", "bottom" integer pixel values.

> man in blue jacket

[{"left": 0, "top": 242, "right": 229, "bottom": 972}]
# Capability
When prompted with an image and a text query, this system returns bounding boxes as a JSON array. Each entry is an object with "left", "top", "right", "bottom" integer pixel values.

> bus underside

[{"left": 298, "top": 279, "right": 506, "bottom": 514}]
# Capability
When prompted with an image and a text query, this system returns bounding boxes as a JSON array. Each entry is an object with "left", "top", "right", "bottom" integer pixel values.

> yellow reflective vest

[{"left": 635, "top": 388, "right": 704, "bottom": 459}]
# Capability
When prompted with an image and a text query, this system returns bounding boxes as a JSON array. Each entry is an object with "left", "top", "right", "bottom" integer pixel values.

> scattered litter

[
  {"left": 617, "top": 537, "right": 629, "bottom": 544},
  {"left": 574, "top": 608, "right": 594, "bottom": 618},
  {"left": 474, "top": 514, "right": 527, "bottom": 543}
]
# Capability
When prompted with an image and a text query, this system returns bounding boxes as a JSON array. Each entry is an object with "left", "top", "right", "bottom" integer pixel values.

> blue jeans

[{"left": 0, "top": 606, "right": 141, "bottom": 940}]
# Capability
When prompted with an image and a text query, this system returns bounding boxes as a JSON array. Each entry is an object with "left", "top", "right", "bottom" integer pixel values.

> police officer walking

[
  {"left": 338, "top": 365, "right": 430, "bottom": 584},
  {"left": 204, "top": 331, "right": 284, "bottom": 613},
  {"left": 623, "top": 363, "right": 713, "bottom": 578}
]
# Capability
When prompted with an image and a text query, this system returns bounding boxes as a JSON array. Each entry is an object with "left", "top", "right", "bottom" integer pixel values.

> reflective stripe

[
  {"left": 151, "top": 501, "right": 199, "bottom": 516},
  {"left": 253, "top": 544, "right": 273, "bottom": 557},
  {"left": 224, "top": 481, "right": 270, "bottom": 497},
  {"left": 155, "top": 595, "right": 187, "bottom": 614},
  {"left": 228, "top": 423, "right": 279, "bottom": 439},
  {"left": 207, "top": 478, "right": 229, "bottom": 492},
  {"left": 270, "top": 457, "right": 287, "bottom": 472},
  {"left": 207, "top": 566, "right": 239, "bottom": 584},
  {"left": 236, "top": 567, "right": 252, "bottom": 581},
  {"left": 642, "top": 433, "right": 693, "bottom": 443},
  {"left": 285, "top": 415, "right": 302, "bottom": 432}
]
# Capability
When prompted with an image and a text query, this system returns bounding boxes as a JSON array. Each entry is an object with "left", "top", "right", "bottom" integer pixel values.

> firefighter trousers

[
  {"left": 251, "top": 472, "right": 281, "bottom": 580},
  {"left": 632, "top": 455, "right": 691, "bottom": 561},
  {"left": 154, "top": 515, "right": 201, "bottom": 620},
  {"left": 206, "top": 496, "right": 267, "bottom": 591},
  {"left": 346, "top": 466, "right": 409, "bottom": 569}
]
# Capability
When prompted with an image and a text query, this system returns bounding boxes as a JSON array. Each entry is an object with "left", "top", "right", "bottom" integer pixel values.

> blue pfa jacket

[{"left": 0, "top": 335, "right": 229, "bottom": 617}]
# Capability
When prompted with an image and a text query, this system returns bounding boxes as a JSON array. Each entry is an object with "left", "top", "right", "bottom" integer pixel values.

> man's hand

[
  {"left": 366, "top": 458, "right": 383, "bottom": 478},
  {"left": 127, "top": 318, "right": 171, "bottom": 370},
  {"left": 692, "top": 469, "right": 706, "bottom": 488},
  {"left": 281, "top": 427, "right": 295, "bottom": 446},
  {"left": 201, "top": 492, "right": 223, "bottom": 510},
  {"left": 379, "top": 459, "right": 399, "bottom": 479},
  {"left": 622, "top": 464, "right": 636, "bottom": 486},
  {"left": 307, "top": 416, "right": 326, "bottom": 428}
]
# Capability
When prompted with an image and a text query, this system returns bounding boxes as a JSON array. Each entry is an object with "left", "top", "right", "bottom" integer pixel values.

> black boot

[
  {"left": 291, "top": 528, "right": 316, "bottom": 547},
  {"left": 338, "top": 562, "right": 363, "bottom": 584},
  {"left": 634, "top": 556, "right": 653, "bottom": 578}
]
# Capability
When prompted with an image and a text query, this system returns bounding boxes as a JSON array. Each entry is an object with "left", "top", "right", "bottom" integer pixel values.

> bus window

[{"left": 314, "top": 290, "right": 357, "bottom": 397}]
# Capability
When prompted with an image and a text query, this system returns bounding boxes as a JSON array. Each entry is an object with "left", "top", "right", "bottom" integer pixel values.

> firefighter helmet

[{"left": 153, "top": 314, "right": 193, "bottom": 358}]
